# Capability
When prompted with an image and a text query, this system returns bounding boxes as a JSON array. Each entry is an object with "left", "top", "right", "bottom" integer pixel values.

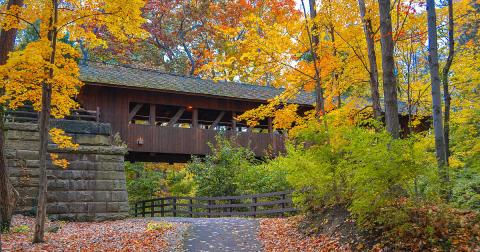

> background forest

[{"left": 0, "top": 0, "right": 479, "bottom": 250}]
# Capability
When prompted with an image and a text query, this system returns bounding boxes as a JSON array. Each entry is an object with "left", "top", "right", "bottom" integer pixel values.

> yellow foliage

[
  {"left": 0, "top": 0, "right": 146, "bottom": 170},
  {"left": 49, "top": 128, "right": 78, "bottom": 169},
  {"left": 50, "top": 153, "right": 69, "bottom": 169},
  {"left": 49, "top": 128, "right": 79, "bottom": 150},
  {"left": 144, "top": 163, "right": 186, "bottom": 172},
  {"left": 0, "top": 39, "right": 82, "bottom": 118}
]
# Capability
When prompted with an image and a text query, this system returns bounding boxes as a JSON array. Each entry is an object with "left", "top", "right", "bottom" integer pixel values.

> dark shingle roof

[{"left": 79, "top": 64, "right": 314, "bottom": 105}]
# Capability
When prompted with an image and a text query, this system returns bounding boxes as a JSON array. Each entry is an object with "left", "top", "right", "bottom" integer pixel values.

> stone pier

[{"left": 6, "top": 120, "right": 129, "bottom": 221}]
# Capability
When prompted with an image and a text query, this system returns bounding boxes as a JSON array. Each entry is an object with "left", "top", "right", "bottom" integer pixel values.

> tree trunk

[
  {"left": 358, "top": 0, "right": 382, "bottom": 120},
  {"left": 0, "top": 0, "right": 23, "bottom": 233},
  {"left": 378, "top": 0, "right": 400, "bottom": 138},
  {"left": 307, "top": 0, "right": 326, "bottom": 118},
  {"left": 33, "top": 0, "right": 57, "bottom": 243},
  {"left": 442, "top": 0, "right": 454, "bottom": 167},
  {"left": 329, "top": 25, "right": 341, "bottom": 109},
  {"left": 426, "top": 0, "right": 448, "bottom": 181}
]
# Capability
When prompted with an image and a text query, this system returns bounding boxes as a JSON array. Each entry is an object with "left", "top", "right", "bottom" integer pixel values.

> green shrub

[
  {"left": 235, "top": 162, "right": 290, "bottom": 195},
  {"left": 125, "top": 162, "right": 193, "bottom": 204},
  {"left": 452, "top": 171, "right": 480, "bottom": 211},
  {"left": 125, "top": 162, "right": 165, "bottom": 204},
  {"left": 268, "top": 121, "right": 441, "bottom": 226},
  {"left": 187, "top": 135, "right": 290, "bottom": 197}
]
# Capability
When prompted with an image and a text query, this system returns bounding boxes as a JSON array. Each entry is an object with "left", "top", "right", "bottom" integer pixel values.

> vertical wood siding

[{"left": 78, "top": 84, "right": 286, "bottom": 156}]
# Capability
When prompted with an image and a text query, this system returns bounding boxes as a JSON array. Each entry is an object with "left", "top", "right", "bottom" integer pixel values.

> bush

[
  {"left": 187, "top": 136, "right": 290, "bottom": 197},
  {"left": 266, "top": 121, "right": 440, "bottom": 226},
  {"left": 125, "top": 162, "right": 193, "bottom": 204},
  {"left": 452, "top": 171, "right": 480, "bottom": 211}
]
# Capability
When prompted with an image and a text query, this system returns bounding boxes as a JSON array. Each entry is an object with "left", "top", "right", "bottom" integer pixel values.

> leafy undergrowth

[
  {"left": 1, "top": 215, "right": 182, "bottom": 251},
  {"left": 379, "top": 202, "right": 480, "bottom": 251},
  {"left": 258, "top": 217, "right": 352, "bottom": 252},
  {"left": 279, "top": 203, "right": 480, "bottom": 251}
]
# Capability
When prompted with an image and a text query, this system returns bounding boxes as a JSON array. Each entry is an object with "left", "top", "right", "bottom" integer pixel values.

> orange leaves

[
  {"left": 258, "top": 218, "right": 351, "bottom": 252},
  {"left": 273, "top": 104, "right": 300, "bottom": 130},
  {"left": 381, "top": 202, "right": 480, "bottom": 251},
  {"left": 2, "top": 215, "right": 178, "bottom": 251}
]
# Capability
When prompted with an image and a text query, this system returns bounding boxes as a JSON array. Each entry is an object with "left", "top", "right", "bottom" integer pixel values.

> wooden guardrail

[
  {"left": 5, "top": 105, "right": 100, "bottom": 123},
  {"left": 132, "top": 191, "right": 297, "bottom": 218}
]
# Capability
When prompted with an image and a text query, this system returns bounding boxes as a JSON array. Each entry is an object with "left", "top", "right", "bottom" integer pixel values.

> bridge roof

[{"left": 79, "top": 64, "right": 314, "bottom": 106}]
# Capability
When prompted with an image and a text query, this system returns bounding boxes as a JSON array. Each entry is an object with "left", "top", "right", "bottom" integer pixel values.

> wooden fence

[
  {"left": 132, "top": 191, "right": 297, "bottom": 218},
  {"left": 5, "top": 105, "right": 100, "bottom": 123}
]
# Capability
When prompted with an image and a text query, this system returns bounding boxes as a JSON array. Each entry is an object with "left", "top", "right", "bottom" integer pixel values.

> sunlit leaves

[{"left": 0, "top": 39, "right": 82, "bottom": 117}]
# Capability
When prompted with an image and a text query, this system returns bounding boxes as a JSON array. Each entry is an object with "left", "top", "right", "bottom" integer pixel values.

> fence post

[
  {"left": 189, "top": 198, "right": 193, "bottom": 218},
  {"left": 142, "top": 201, "right": 146, "bottom": 217},
  {"left": 161, "top": 198, "right": 165, "bottom": 217},
  {"left": 151, "top": 200, "right": 155, "bottom": 217},
  {"left": 134, "top": 202, "right": 138, "bottom": 217},
  {"left": 281, "top": 193, "right": 286, "bottom": 217},
  {"left": 230, "top": 199, "right": 234, "bottom": 217},
  {"left": 173, "top": 198, "right": 177, "bottom": 217},
  {"left": 207, "top": 200, "right": 212, "bottom": 218},
  {"left": 251, "top": 197, "right": 257, "bottom": 218}
]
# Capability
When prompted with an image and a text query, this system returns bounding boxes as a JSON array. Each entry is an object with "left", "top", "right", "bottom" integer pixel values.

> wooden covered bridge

[{"left": 76, "top": 64, "right": 314, "bottom": 162}]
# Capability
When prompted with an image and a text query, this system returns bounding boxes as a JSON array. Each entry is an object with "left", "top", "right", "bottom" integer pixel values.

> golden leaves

[
  {"left": 0, "top": 39, "right": 82, "bottom": 118},
  {"left": 0, "top": 0, "right": 146, "bottom": 171},
  {"left": 49, "top": 128, "right": 79, "bottom": 169},
  {"left": 49, "top": 128, "right": 79, "bottom": 150}
]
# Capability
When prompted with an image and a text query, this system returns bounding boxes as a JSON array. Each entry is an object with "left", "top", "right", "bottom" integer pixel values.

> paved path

[{"left": 154, "top": 217, "right": 263, "bottom": 252}]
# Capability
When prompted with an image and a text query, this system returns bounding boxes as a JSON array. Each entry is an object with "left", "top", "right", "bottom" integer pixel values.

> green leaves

[
  {"left": 187, "top": 135, "right": 290, "bottom": 197},
  {"left": 270, "top": 122, "right": 442, "bottom": 225}
]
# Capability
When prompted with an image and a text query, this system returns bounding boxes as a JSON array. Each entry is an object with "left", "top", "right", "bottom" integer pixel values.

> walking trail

[{"left": 155, "top": 217, "right": 263, "bottom": 252}]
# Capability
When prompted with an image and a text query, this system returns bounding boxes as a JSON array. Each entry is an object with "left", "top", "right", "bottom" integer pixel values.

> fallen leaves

[
  {"left": 1, "top": 215, "right": 181, "bottom": 252},
  {"left": 258, "top": 217, "right": 352, "bottom": 252}
]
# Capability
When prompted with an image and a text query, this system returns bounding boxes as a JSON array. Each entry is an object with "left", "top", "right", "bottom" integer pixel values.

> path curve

[{"left": 154, "top": 217, "right": 263, "bottom": 252}]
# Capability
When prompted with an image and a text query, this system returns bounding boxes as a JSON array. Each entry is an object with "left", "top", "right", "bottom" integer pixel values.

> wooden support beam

[
  {"left": 149, "top": 104, "right": 156, "bottom": 125},
  {"left": 167, "top": 107, "right": 185, "bottom": 126},
  {"left": 128, "top": 103, "right": 144, "bottom": 122},
  {"left": 268, "top": 117, "right": 273, "bottom": 134},
  {"left": 231, "top": 112, "right": 237, "bottom": 131},
  {"left": 96, "top": 106, "right": 100, "bottom": 122},
  {"left": 192, "top": 108, "right": 198, "bottom": 128},
  {"left": 210, "top": 111, "right": 225, "bottom": 129}
]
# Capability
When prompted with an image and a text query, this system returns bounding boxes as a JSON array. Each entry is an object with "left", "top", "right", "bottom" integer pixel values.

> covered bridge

[{"left": 77, "top": 64, "right": 314, "bottom": 162}]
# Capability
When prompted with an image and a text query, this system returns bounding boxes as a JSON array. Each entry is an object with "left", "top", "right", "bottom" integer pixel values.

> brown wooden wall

[{"left": 78, "top": 84, "right": 285, "bottom": 158}]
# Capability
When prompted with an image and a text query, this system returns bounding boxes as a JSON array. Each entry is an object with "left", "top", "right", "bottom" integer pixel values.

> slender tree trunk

[
  {"left": 358, "top": 0, "right": 382, "bottom": 120},
  {"left": 378, "top": 0, "right": 400, "bottom": 138},
  {"left": 0, "top": 0, "right": 23, "bottom": 233},
  {"left": 426, "top": 0, "right": 448, "bottom": 182},
  {"left": 33, "top": 0, "right": 57, "bottom": 243},
  {"left": 302, "top": 0, "right": 325, "bottom": 118},
  {"left": 442, "top": 0, "right": 454, "bottom": 167},
  {"left": 329, "top": 25, "right": 341, "bottom": 109},
  {"left": 406, "top": 41, "right": 413, "bottom": 133}
]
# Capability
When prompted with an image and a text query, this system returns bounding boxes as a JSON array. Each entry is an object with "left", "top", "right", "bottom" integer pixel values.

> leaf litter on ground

[{"left": 1, "top": 215, "right": 185, "bottom": 252}]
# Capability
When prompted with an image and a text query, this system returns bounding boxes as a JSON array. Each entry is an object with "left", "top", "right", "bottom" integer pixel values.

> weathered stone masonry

[{"left": 5, "top": 120, "right": 129, "bottom": 221}]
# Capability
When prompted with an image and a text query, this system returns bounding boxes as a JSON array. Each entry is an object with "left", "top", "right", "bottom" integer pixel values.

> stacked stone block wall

[{"left": 6, "top": 120, "right": 129, "bottom": 221}]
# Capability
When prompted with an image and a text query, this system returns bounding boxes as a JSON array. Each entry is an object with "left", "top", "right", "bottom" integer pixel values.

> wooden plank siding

[
  {"left": 78, "top": 84, "right": 286, "bottom": 157},
  {"left": 127, "top": 125, "right": 284, "bottom": 156}
]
